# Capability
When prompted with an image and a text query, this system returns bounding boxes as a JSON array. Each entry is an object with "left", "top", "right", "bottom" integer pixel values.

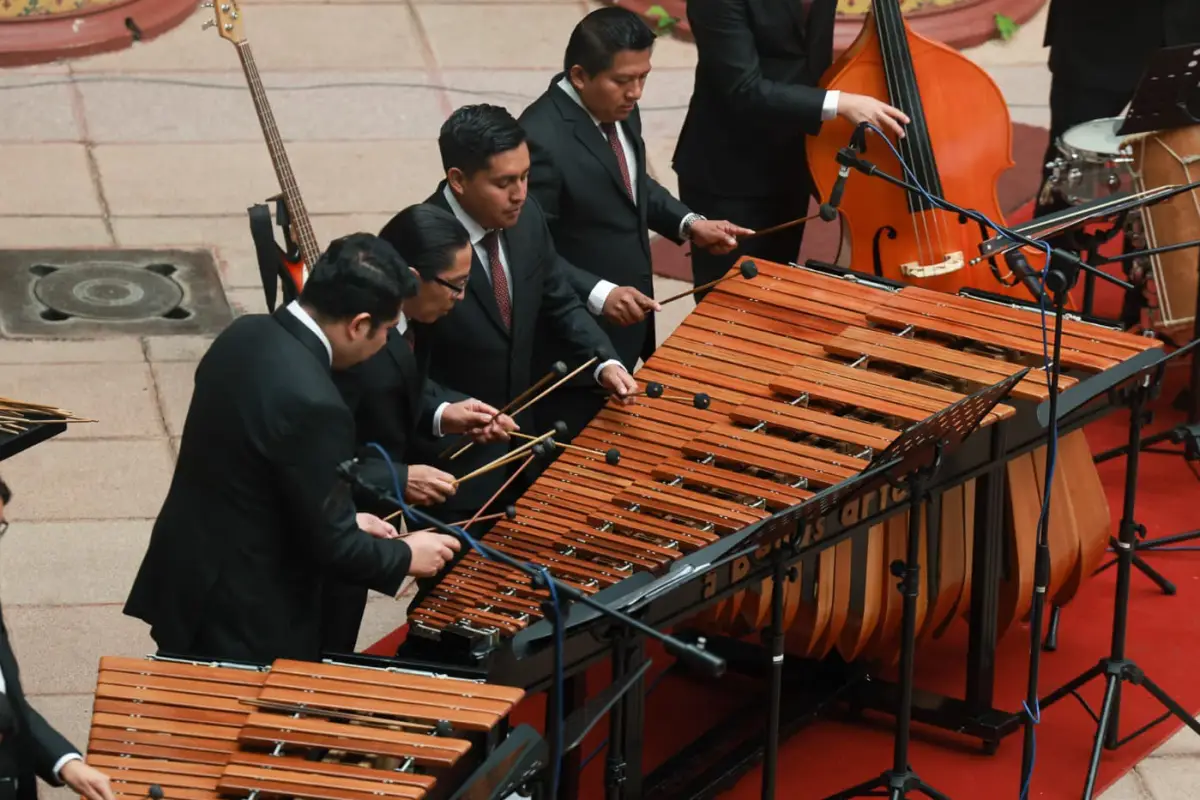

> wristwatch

[{"left": 681, "top": 213, "right": 706, "bottom": 240}]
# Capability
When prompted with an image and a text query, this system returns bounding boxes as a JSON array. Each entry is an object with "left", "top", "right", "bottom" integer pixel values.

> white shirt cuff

[
  {"left": 821, "top": 90, "right": 840, "bottom": 121},
  {"left": 53, "top": 753, "right": 83, "bottom": 782},
  {"left": 587, "top": 280, "right": 618, "bottom": 316},
  {"left": 593, "top": 359, "right": 624, "bottom": 384},
  {"left": 432, "top": 402, "right": 449, "bottom": 437}
]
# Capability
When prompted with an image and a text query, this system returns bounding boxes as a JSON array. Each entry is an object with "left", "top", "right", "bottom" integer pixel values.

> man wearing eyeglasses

[
  {"left": 322, "top": 203, "right": 520, "bottom": 653},
  {"left": 0, "top": 477, "right": 116, "bottom": 800}
]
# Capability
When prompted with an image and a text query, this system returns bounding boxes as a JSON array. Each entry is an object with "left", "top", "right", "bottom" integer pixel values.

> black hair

[
  {"left": 564, "top": 6, "right": 656, "bottom": 77},
  {"left": 378, "top": 204, "right": 471, "bottom": 282},
  {"left": 438, "top": 104, "right": 527, "bottom": 178},
  {"left": 0, "top": 475, "right": 9, "bottom": 505},
  {"left": 299, "top": 232, "right": 417, "bottom": 328}
]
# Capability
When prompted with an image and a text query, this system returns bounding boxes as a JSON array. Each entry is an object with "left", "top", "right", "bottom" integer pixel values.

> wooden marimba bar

[
  {"left": 408, "top": 258, "right": 1158, "bottom": 667},
  {"left": 84, "top": 656, "right": 526, "bottom": 800}
]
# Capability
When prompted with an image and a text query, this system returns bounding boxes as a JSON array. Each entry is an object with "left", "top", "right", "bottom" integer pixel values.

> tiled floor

[{"left": 1, "top": 1, "right": 1197, "bottom": 797}]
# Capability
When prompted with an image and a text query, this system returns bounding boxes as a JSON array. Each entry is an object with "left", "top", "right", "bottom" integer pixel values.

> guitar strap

[{"left": 248, "top": 202, "right": 286, "bottom": 312}]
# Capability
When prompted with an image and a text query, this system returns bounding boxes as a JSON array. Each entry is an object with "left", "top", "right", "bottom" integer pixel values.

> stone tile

[
  {"left": 417, "top": 4, "right": 586, "bottom": 69},
  {"left": 111, "top": 213, "right": 395, "bottom": 289},
  {"left": 0, "top": 337, "right": 143, "bottom": 364},
  {"left": 960, "top": 2, "right": 1050, "bottom": 68},
  {"left": 1135, "top": 758, "right": 1200, "bottom": 800},
  {"left": 645, "top": 31, "right": 698, "bottom": 70},
  {"left": 225, "top": 287, "right": 270, "bottom": 316},
  {"left": 440, "top": 69, "right": 554, "bottom": 116},
  {"left": 1149, "top": 720, "right": 1200, "bottom": 757},
  {"left": 2, "top": 362, "right": 163, "bottom": 440},
  {"left": 643, "top": 136, "right": 680, "bottom": 198},
  {"left": 1, "top": 520, "right": 152, "bottom": 605},
  {"left": 1098, "top": 769, "right": 1152, "bottom": 800},
  {"left": 151, "top": 361, "right": 198, "bottom": 439},
  {"left": 96, "top": 142, "right": 442, "bottom": 217},
  {"left": 1011, "top": 105, "right": 1051, "bottom": 130},
  {"left": 651, "top": 274, "right": 691, "bottom": 346},
  {"left": 0, "top": 72, "right": 81, "bottom": 143},
  {"left": 143, "top": 335, "right": 215, "bottom": 362},
  {"left": 1, "top": 439, "right": 175, "bottom": 520},
  {"left": 25, "top": 694, "right": 94, "bottom": 765},
  {"left": 71, "top": 6, "right": 426, "bottom": 72},
  {"left": 357, "top": 591, "right": 409, "bottom": 651},
  {"left": 640, "top": 68, "right": 693, "bottom": 140},
  {"left": 0, "top": 216, "right": 112, "bottom": 248},
  {"left": 0, "top": 144, "right": 101, "bottom": 216},
  {"left": 78, "top": 70, "right": 443, "bottom": 144},
  {"left": 3, "top": 604, "right": 155, "bottom": 695},
  {"left": 985, "top": 64, "right": 1052, "bottom": 110}
]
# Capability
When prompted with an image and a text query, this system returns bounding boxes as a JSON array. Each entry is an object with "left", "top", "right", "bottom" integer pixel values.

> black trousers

[
  {"left": 1035, "top": 74, "right": 1135, "bottom": 219},
  {"left": 319, "top": 581, "right": 368, "bottom": 654},
  {"left": 679, "top": 183, "right": 812, "bottom": 299}
]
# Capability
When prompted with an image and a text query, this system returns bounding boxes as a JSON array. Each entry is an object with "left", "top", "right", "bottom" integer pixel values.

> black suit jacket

[
  {"left": 672, "top": 0, "right": 837, "bottom": 198},
  {"left": 520, "top": 76, "right": 690, "bottom": 370},
  {"left": 0, "top": 611, "right": 75, "bottom": 798},
  {"left": 1045, "top": 0, "right": 1200, "bottom": 94},
  {"left": 124, "top": 310, "right": 413, "bottom": 663},
  {"left": 333, "top": 326, "right": 467, "bottom": 505},
  {"left": 403, "top": 185, "right": 616, "bottom": 516}
]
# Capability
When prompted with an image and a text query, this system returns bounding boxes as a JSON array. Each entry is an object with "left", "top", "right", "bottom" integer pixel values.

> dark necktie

[
  {"left": 483, "top": 231, "right": 512, "bottom": 329},
  {"left": 600, "top": 122, "right": 635, "bottom": 202},
  {"left": 402, "top": 325, "right": 415, "bottom": 351}
]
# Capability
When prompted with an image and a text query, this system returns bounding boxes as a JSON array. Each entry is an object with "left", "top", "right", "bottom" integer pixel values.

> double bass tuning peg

[
  {"left": 201, "top": 18, "right": 216, "bottom": 29},
  {"left": 198, "top": 1, "right": 213, "bottom": 7}
]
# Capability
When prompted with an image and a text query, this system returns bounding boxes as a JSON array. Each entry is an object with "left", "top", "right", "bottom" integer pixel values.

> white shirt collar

[
  {"left": 285, "top": 300, "right": 333, "bottom": 365},
  {"left": 442, "top": 185, "right": 489, "bottom": 247},
  {"left": 556, "top": 76, "right": 604, "bottom": 128}
]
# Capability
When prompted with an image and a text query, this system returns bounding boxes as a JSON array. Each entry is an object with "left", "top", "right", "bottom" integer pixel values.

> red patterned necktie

[
  {"left": 600, "top": 122, "right": 634, "bottom": 202},
  {"left": 402, "top": 325, "right": 415, "bottom": 351},
  {"left": 483, "top": 231, "right": 512, "bottom": 329}
]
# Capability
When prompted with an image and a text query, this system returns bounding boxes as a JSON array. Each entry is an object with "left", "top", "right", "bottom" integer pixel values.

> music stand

[
  {"left": 1116, "top": 43, "right": 1200, "bottom": 137},
  {"left": 817, "top": 368, "right": 1029, "bottom": 800},
  {"left": 1030, "top": 339, "right": 1200, "bottom": 799}
]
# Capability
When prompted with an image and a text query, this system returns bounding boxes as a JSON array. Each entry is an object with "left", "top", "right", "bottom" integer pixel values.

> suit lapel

[
  {"left": 779, "top": 0, "right": 809, "bottom": 43},
  {"left": 273, "top": 307, "right": 331, "bottom": 370},
  {"left": 387, "top": 331, "right": 422, "bottom": 433},
  {"left": 551, "top": 83, "right": 637, "bottom": 211},
  {"left": 625, "top": 108, "right": 651, "bottom": 228}
]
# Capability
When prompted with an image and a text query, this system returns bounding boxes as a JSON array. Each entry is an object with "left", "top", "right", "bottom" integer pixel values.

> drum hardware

[{"left": 1029, "top": 340, "right": 1200, "bottom": 800}]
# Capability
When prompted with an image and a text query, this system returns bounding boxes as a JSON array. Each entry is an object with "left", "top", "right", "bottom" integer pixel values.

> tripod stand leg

[
  {"left": 1082, "top": 674, "right": 1121, "bottom": 799},
  {"left": 1129, "top": 554, "right": 1176, "bottom": 595},
  {"left": 1043, "top": 606, "right": 1061, "bottom": 651},
  {"left": 1137, "top": 529, "right": 1200, "bottom": 549},
  {"left": 1138, "top": 674, "right": 1200, "bottom": 738}
]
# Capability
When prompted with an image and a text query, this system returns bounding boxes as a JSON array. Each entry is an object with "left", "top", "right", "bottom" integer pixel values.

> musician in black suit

[
  {"left": 405, "top": 103, "right": 636, "bottom": 523},
  {"left": 673, "top": 0, "right": 907, "bottom": 294},
  {"left": 0, "top": 478, "right": 115, "bottom": 800},
  {"left": 1037, "top": 0, "right": 1200, "bottom": 216},
  {"left": 519, "top": 7, "right": 751, "bottom": 437},
  {"left": 321, "top": 205, "right": 518, "bottom": 652},
  {"left": 124, "top": 233, "right": 460, "bottom": 664}
]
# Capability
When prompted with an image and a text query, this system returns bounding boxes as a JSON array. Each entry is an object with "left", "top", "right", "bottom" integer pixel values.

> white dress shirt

[
  {"left": 287, "top": 301, "right": 448, "bottom": 436},
  {"left": 822, "top": 91, "right": 841, "bottom": 121},
  {"left": 441, "top": 186, "right": 623, "bottom": 384}
]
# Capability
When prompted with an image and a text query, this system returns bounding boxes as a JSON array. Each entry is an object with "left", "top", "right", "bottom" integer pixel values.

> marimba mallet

[
  {"left": 658, "top": 260, "right": 758, "bottom": 305},
  {"left": 508, "top": 349, "right": 609, "bottom": 419},
  {"left": 405, "top": 506, "right": 517, "bottom": 532},
  {"left": 512, "top": 432, "right": 621, "bottom": 465},
  {"left": 442, "top": 360, "right": 570, "bottom": 460},
  {"left": 622, "top": 381, "right": 712, "bottom": 410},
  {"left": 454, "top": 428, "right": 562, "bottom": 485}
]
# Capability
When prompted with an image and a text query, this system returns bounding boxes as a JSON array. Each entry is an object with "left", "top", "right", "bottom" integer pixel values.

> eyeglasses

[{"left": 434, "top": 276, "right": 469, "bottom": 296}]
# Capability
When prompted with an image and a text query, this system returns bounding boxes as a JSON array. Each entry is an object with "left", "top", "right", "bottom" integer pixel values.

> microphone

[
  {"left": 1003, "top": 250, "right": 1048, "bottom": 304},
  {"left": 818, "top": 123, "right": 870, "bottom": 222}
]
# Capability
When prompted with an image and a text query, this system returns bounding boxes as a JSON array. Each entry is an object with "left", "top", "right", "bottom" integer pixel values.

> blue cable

[
  {"left": 361, "top": 441, "right": 565, "bottom": 798},
  {"left": 853, "top": 125, "right": 1059, "bottom": 799}
]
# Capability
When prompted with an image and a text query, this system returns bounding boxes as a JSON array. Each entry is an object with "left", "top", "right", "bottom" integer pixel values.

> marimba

[
  {"left": 84, "top": 655, "right": 531, "bottom": 800},
  {"left": 404, "top": 258, "right": 1156, "bottom": 677}
]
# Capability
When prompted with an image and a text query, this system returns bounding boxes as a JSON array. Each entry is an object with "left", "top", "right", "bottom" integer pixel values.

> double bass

[{"left": 807, "top": 1, "right": 1060, "bottom": 303}]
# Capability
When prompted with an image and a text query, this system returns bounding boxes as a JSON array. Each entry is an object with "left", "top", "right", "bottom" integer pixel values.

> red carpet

[{"left": 369, "top": 201, "right": 1200, "bottom": 798}]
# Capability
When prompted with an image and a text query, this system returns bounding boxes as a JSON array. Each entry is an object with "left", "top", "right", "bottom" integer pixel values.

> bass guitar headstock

[{"left": 199, "top": 0, "right": 246, "bottom": 45}]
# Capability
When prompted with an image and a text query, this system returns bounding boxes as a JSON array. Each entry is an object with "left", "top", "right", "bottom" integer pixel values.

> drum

[
  {"left": 1045, "top": 117, "right": 1136, "bottom": 206},
  {"left": 1129, "top": 125, "right": 1200, "bottom": 333}
]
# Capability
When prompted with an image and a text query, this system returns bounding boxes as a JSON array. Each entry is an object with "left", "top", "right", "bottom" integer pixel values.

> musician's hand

[
  {"left": 61, "top": 760, "right": 116, "bottom": 800},
  {"left": 357, "top": 512, "right": 400, "bottom": 539},
  {"left": 442, "top": 399, "right": 504, "bottom": 436},
  {"left": 837, "top": 93, "right": 909, "bottom": 140},
  {"left": 689, "top": 219, "right": 753, "bottom": 255},
  {"left": 602, "top": 286, "right": 660, "bottom": 326},
  {"left": 406, "top": 531, "right": 462, "bottom": 577},
  {"left": 599, "top": 364, "right": 637, "bottom": 405},
  {"left": 470, "top": 412, "right": 518, "bottom": 444},
  {"left": 404, "top": 465, "right": 457, "bottom": 506}
]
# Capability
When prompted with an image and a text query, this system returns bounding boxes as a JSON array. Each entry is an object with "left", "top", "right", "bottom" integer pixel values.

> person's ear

[{"left": 447, "top": 167, "right": 468, "bottom": 196}]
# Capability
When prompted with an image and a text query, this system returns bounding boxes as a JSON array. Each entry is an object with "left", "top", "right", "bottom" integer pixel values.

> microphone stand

[
  {"left": 334, "top": 460, "right": 727, "bottom": 797},
  {"left": 830, "top": 140, "right": 1134, "bottom": 797}
]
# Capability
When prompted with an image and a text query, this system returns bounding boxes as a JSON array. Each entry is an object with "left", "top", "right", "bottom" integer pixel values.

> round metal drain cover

[{"left": 33, "top": 263, "right": 185, "bottom": 321}]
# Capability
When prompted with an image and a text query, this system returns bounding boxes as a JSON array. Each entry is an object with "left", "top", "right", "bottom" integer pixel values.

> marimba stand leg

[
  {"left": 822, "top": 461, "right": 949, "bottom": 800},
  {"left": 761, "top": 547, "right": 798, "bottom": 800}
]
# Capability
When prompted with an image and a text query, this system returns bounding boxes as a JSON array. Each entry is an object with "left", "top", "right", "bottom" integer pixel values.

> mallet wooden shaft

[
  {"left": 510, "top": 431, "right": 600, "bottom": 458},
  {"left": 442, "top": 364, "right": 565, "bottom": 460},
  {"left": 510, "top": 357, "right": 598, "bottom": 419},
  {"left": 453, "top": 429, "right": 557, "bottom": 485}
]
